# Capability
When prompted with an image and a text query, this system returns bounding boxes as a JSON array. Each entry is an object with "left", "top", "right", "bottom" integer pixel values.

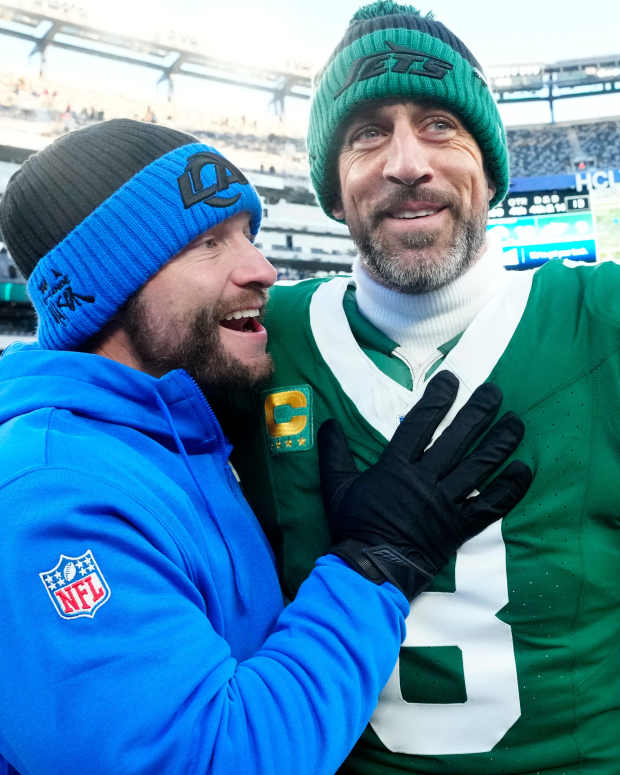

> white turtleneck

[{"left": 353, "top": 246, "right": 510, "bottom": 375}]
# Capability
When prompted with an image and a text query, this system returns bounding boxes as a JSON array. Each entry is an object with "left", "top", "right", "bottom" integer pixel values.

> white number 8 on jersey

[{"left": 371, "top": 521, "right": 521, "bottom": 755}]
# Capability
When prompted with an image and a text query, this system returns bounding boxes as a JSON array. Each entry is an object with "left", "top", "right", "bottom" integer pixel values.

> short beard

[
  {"left": 121, "top": 293, "right": 273, "bottom": 397},
  {"left": 352, "top": 188, "right": 488, "bottom": 294}
]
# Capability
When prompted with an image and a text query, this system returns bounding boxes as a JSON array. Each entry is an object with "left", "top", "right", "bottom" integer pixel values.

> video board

[{"left": 488, "top": 169, "right": 620, "bottom": 269}]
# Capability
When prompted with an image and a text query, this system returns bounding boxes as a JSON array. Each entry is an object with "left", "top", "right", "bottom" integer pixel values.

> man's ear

[
  {"left": 486, "top": 171, "right": 496, "bottom": 204},
  {"left": 332, "top": 195, "right": 344, "bottom": 221}
]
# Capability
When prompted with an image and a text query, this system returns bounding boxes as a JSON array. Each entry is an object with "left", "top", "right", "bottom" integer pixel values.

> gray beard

[
  {"left": 350, "top": 188, "right": 489, "bottom": 294},
  {"left": 357, "top": 216, "right": 486, "bottom": 294}
]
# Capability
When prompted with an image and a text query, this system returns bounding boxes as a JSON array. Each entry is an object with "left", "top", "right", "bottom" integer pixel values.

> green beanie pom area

[
  {"left": 349, "top": 2, "right": 433, "bottom": 22},
  {"left": 307, "top": 1, "right": 509, "bottom": 220}
]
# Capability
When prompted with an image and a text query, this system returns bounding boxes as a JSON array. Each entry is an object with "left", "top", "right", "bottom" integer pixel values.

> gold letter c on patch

[{"left": 265, "top": 390, "right": 308, "bottom": 438}]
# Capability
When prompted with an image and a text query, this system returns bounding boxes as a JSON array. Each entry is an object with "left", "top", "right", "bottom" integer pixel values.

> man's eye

[
  {"left": 203, "top": 238, "right": 217, "bottom": 249},
  {"left": 426, "top": 118, "right": 456, "bottom": 134},
  {"left": 351, "top": 126, "right": 383, "bottom": 143}
]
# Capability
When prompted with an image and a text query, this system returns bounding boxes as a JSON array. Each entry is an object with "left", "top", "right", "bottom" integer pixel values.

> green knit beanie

[{"left": 307, "top": 1, "right": 508, "bottom": 219}]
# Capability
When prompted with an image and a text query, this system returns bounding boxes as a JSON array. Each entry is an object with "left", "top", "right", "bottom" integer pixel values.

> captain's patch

[
  {"left": 40, "top": 550, "right": 111, "bottom": 620},
  {"left": 263, "top": 385, "right": 313, "bottom": 454}
]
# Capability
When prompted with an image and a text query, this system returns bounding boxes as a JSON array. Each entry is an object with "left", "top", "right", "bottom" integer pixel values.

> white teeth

[
  {"left": 394, "top": 209, "right": 437, "bottom": 219},
  {"left": 223, "top": 308, "right": 260, "bottom": 321}
]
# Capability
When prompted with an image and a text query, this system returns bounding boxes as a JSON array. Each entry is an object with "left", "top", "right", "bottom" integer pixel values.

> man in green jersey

[{"left": 228, "top": 2, "right": 620, "bottom": 773}]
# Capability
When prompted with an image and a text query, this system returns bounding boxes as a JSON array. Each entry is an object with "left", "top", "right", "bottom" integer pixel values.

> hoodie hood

[{"left": 0, "top": 342, "right": 227, "bottom": 455}]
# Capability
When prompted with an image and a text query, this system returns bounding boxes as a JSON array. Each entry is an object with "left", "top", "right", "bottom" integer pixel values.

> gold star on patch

[
  {"left": 297, "top": 437, "right": 307, "bottom": 447},
  {"left": 285, "top": 439, "right": 293, "bottom": 447},
  {"left": 275, "top": 441, "right": 282, "bottom": 448}
]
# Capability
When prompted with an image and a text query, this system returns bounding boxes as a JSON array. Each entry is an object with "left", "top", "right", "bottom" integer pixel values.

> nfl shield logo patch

[{"left": 39, "top": 550, "right": 111, "bottom": 620}]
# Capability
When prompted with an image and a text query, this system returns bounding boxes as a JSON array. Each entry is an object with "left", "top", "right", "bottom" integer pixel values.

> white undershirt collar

[{"left": 353, "top": 246, "right": 509, "bottom": 370}]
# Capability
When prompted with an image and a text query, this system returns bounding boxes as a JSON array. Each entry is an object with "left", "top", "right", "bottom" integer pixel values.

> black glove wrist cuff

[{"left": 331, "top": 540, "right": 435, "bottom": 601}]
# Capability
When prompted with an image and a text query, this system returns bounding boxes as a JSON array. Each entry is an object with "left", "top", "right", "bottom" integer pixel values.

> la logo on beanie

[{"left": 177, "top": 151, "right": 249, "bottom": 209}]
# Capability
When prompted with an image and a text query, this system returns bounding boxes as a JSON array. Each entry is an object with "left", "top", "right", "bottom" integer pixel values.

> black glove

[{"left": 318, "top": 371, "right": 532, "bottom": 601}]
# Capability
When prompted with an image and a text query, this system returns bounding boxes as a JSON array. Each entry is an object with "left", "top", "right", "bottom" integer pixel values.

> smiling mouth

[
  {"left": 219, "top": 308, "right": 264, "bottom": 333},
  {"left": 393, "top": 209, "right": 439, "bottom": 219},
  {"left": 387, "top": 205, "right": 446, "bottom": 220}
]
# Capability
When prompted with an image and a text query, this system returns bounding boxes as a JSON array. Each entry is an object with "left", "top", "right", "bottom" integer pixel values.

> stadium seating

[
  {"left": 3, "top": 69, "right": 620, "bottom": 181},
  {"left": 2, "top": 69, "right": 620, "bottom": 296},
  {"left": 507, "top": 119, "right": 620, "bottom": 176}
]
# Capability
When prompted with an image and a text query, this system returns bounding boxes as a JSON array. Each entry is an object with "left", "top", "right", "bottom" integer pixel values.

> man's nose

[
  {"left": 233, "top": 241, "right": 278, "bottom": 289},
  {"left": 382, "top": 126, "right": 433, "bottom": 187}
]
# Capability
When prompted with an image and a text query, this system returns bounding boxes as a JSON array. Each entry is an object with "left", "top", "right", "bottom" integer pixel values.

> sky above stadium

[
  {"left": 117, "top": 0, "right": 620, "bottom": 69},
  {"left": 2, "top": 0, "right": 620, "bottom": 125},
  {"left": 88, "top": 0, "right": 620, "bottom": 124}
]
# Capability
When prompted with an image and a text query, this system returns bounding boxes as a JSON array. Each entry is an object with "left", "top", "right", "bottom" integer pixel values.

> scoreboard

[
  {"left": 487, "top": 170, "right": 620, "bottom": 269},
  {"left": 489, "top": 189, "right": 590, "bottom": 219}
]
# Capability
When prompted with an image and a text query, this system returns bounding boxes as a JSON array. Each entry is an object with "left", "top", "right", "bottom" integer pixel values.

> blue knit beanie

[{"left": 0, "top": 119, "right": 263, "bottom": 350}]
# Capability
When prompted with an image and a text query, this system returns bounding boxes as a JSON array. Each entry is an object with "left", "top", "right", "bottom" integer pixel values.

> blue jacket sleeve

[{"left": 0, "top": 468, "right": 408, "bottom": 775}]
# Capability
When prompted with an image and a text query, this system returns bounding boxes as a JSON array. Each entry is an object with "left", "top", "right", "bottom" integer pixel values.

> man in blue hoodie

[{"left": 0, "top": 119, "right": 530, "bottom": 775}]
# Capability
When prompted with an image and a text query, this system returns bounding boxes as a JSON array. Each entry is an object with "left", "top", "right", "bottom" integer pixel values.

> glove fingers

[
  {"left": 440, "top": 412, "right": 525, "bottom": 501},
  {"left": 383, "top": 370, "right": 459, "bottom": 465},
  {"left": 458, "top": 460, "right": 533, "bottom": 541},
  {"left": 318, "top": 419, "right": 359, "bottom": 518},
  {"left": 421, "top": 382, "right": 503, "bottom": 478}
]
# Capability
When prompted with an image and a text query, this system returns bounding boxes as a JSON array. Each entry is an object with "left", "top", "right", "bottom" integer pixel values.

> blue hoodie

[{"left": 0, "top": 344, "right": 407, "bottom": 775}]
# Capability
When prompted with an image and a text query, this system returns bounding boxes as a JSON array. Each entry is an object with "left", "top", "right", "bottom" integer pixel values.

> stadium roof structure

[
  {"left": 1, "top": 0, "right": 620, "bottom": 121},
  {"left": 0, "top": 0, "right": 312, "bottom": 115},
  {"left": 487, "top": 56, "right": 620, "bottom": 121}
]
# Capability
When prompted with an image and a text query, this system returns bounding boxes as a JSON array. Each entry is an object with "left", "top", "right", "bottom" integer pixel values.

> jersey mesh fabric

[{"left": 231, "top": 263, "right": 620, "bottom": 775}]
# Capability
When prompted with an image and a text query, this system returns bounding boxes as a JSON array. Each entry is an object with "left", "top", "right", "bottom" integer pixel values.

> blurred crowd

[
  {"left": 0, "top": 72, "right": 309, "bottom": 177},
  {"left": 3, "top": 71, "right": 620, "bottom": 180}
]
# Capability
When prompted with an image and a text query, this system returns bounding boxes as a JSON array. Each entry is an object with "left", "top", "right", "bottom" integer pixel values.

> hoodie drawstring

[{"left": 154, "top": 390, "right": 249, "bottom": 610}]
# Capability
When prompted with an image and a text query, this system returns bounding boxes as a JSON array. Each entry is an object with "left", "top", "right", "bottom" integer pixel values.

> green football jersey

[{"left": 231, "top": 260, "right": 620, "bottom": 774}]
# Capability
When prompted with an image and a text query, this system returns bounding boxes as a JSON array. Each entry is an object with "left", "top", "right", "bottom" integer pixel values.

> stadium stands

[
  {"left": 507, "top": 118, "right": 620, "bottom": 176},
  {"left": 3, "top": 70, "right": 620, "bottom": 181},
  {"left": 1, "top": 0, "right": 619, "bottom": 344},
  {"left": 1, "top": 67, "right": 620, "bottom": 314},
  {"left": 0, "top": 240, "right": 35, "bottom": 339},
  {"left": 0, "top": 70, "right": 308, "bottom": 176}
]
